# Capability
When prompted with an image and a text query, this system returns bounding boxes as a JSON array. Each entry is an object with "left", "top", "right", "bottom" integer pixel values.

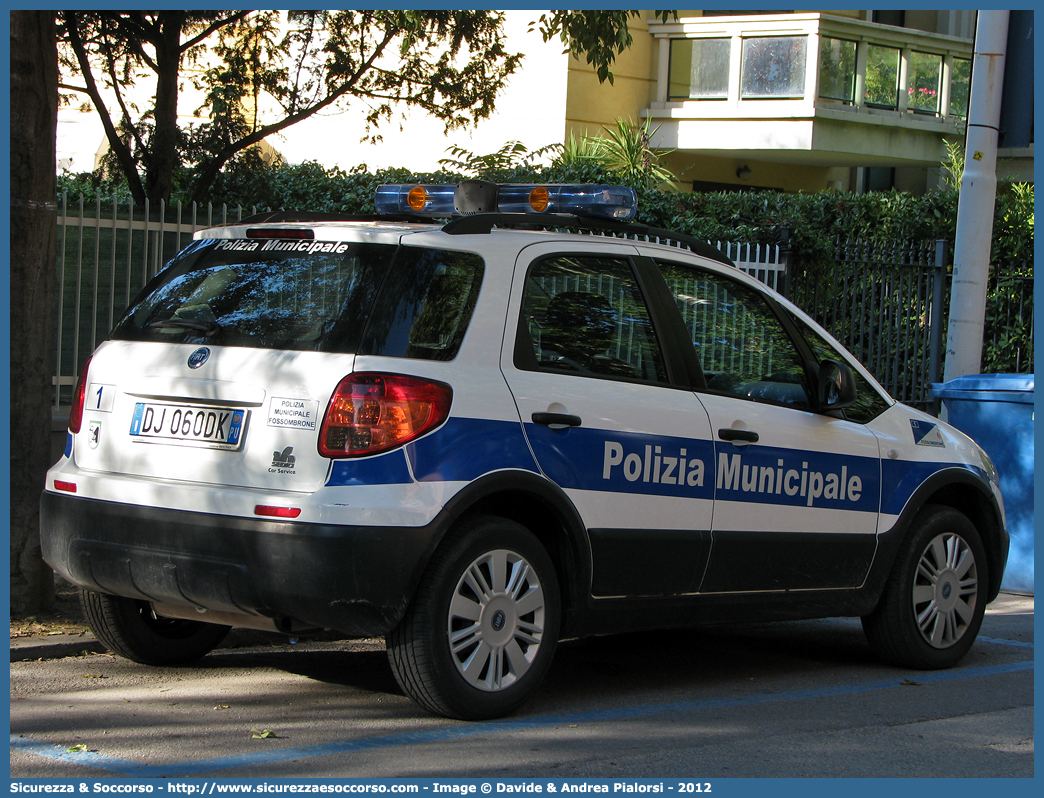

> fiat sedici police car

[{"left": 42, "top": 182, "right": 1008, "bottom": 719}]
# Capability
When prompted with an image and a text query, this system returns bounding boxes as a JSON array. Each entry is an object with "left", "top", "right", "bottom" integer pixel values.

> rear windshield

[{"left": 111, "top": 239, "right": 484, "bottom": 360}]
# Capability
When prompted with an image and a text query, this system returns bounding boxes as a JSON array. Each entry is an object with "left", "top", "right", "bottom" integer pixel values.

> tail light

[
  {"left": 68, "top": 356, "right": 93, "bottom": 434},
  {"left": 318, "top": 373, "right": 452, "bottom": 458}
]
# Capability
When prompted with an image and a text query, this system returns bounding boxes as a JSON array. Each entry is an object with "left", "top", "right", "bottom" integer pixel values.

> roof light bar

[
  {"left": 375, "top": 183, "right": 637, "bottom": 221},
  {"left": 376, "top": 184, "right": 457, "bottom": 216},
  {"left": 498, "top": 185, "right": 637, "bottom": 220}
]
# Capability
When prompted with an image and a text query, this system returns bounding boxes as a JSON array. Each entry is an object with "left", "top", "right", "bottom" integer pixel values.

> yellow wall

[
  {"left": 661, "top": 151, "right": 841, "bottom": 193},
  {"left": 564, "top": 14, "right": 658, "bottom": 138}
]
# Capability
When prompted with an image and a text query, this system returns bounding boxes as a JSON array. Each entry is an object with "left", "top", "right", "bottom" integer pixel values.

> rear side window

[
  {"left": 112, "top": 239, "right": 484, "bottom": 361},
  {"left": 357, "top": 246, "right": 484, "bottom": 361}
]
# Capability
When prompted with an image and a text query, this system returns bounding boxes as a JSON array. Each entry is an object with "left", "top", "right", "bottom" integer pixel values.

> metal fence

[
  {"left": 50, "top": 195, "right": 1030, "bottom": 413},
  {"left": 50, "top": 195, "right": 788, "bottom": 407},
  {"left": 716, "top": 240, "right": 787, "bottom": 293},
  {"left": 788, "top": 239, "right": 948, "bottom": 409},
  {"left": 54, "top": 195, "right": 266, "bottom": 405},
  {"left": 787, "top": 238, "right": 1034, "bottom": 410}
]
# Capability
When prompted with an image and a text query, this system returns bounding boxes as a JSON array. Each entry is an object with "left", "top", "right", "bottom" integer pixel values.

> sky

[{"left": 56, "top": 11, "right": 569, "bottom": 176}]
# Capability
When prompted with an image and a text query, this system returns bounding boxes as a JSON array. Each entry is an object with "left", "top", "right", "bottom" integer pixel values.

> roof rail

[
  {"left": 235, "top": 211, "right": 424, "bottom": 225},
  {"left": 441, "top": 213, "right": 735, "bottom": 267},
  {"left": 227, "top": 210, "right": 734, "bottom": 268}
]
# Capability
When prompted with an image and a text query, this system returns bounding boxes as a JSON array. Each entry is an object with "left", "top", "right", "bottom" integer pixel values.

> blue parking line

[
  {"left": 978, "top": 635, "right": 1034, "bottom": 649},
  {"left": 10, "top": 736, "right": 149, "bottom": 775},
  {"left": 11, "top": 658, "right": 1034, "bottom": 778}
]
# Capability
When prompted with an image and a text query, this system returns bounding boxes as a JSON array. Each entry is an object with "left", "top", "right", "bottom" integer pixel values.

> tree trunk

[
  {"left": 10, "top": 11, "right": 59, "bottom": 616},
  {"left": 143, "top": 12, "right": 187, "bottom": 205}
]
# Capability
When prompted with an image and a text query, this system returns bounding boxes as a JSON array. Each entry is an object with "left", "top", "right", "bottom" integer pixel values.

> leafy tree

[
  {"left": 59, "top": 11, "right": 674, "bottom": 207},
  {"left": 59, "top": 11, "right": 525, "bottom": 206}
]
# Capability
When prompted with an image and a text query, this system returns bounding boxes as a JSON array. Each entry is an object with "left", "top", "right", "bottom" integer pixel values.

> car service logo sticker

[
  {"left": 270, "top": 447, "right": 296, "bottom": 474},
  {"left": 911, "top": 419, "right": 945, "bottom": 447},
  {"left": 187, "top": 347, "right": 211, "bottom": 369},
  {"left": 267, "top": 397, "right": 320, "bottom": 430},
  {"left": 88, "top": 422, "right": 101, "bottom": 449}
]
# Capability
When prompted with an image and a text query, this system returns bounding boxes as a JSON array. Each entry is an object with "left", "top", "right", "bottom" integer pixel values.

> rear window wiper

[{"left": 147, "top": 318, "right": 221, "bottom": 337}]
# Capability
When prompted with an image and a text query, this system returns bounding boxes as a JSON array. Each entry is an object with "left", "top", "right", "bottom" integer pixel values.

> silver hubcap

[
  {"left": 912, "top": 532, "right": 978, "bottom": 649},
  {"left": 447, "top": 549, "right": 546, "bottom": 692}
]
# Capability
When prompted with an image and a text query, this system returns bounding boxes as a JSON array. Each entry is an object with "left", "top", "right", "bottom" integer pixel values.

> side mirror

[{"left": 817, "top": 359, "right": 857, "bottom": 410}]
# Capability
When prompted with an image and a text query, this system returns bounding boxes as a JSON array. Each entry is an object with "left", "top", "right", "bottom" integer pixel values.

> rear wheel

[
  {"left": 387, "top": 516, "right": 561, "bottom": 719},
  {"left": 79, "top": 590, "right": 230, "bottom": 665},
  {"left": 862, "top": 505, "right": 987, "bottom": 669}
]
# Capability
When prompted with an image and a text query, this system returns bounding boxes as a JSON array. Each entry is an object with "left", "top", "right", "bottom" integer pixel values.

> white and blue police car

[{"left": 41, "top": 182, "right": 1008, "bottom": 719}]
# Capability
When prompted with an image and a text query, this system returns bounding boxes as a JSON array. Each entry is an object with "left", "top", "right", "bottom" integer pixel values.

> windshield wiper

[{"left": 147, "top": 318, "right": 221, "bottom": 337}]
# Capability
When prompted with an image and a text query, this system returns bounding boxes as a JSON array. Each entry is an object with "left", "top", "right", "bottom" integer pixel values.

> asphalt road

[{"left": 10, "top": 594, "right": 1033, "bottom": 780}]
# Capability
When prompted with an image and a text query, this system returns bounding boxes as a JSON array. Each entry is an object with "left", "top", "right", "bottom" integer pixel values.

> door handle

[
  {"left": 718, "top": 428, "right": 759, "bottom": 443},
  {"left": 532, "top": 412, "right": 582, "bottom": 428}
]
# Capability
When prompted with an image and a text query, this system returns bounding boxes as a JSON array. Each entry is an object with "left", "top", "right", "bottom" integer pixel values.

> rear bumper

[{"left": 40, "top": 491, "right": 441, "bottom": 636}]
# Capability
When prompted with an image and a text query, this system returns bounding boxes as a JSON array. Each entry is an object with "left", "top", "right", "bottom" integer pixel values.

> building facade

[{"left": 565, "top": 9, "right": 1032, "bottom": 194}]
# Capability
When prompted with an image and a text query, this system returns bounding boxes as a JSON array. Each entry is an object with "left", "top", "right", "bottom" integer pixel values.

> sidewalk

[
  {"left": 11, "top": 593, "right": 1032, "bottom": 663},
  {"left": 10, "top": 631, "right": 104, "bottom": 661}
]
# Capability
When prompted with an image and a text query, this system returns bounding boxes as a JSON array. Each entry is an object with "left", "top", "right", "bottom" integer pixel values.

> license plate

[{"left": 129, "top": 403, "right": 247, "bottom": 450}]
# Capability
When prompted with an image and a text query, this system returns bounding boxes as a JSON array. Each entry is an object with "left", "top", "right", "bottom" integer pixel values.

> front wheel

[
  {"left": 862, "top": 505, "right": 987, "bottom": 669},
  {"left": 79, "top": 590, "right": 231, "bottom": 665},
  {"left": 387, "top": 516, "right": 561, "bottom": 719}
]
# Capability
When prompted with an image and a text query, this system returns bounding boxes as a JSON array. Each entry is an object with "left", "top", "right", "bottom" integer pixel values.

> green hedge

[
  {"left": 57, "top": 160, "right": 1033, "bottom": 273},
  {"left": 57, "top": 160, "right": 1033, "bottom": 376}
]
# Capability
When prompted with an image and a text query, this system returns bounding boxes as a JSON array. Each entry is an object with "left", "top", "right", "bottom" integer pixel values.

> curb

[
  {"left": 10, "top": 634, "right": 105, "bottom": 661},
  {"left": 10, "top": 627, "right": 350, "bottom": 662}
]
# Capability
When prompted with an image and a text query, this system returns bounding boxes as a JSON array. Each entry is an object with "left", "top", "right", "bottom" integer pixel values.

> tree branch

[
  {"left": 190, "top": 27, "right": 398, "bottom": 203},
  {"left": 64, "top": 14, "right": 146, "bottom": 204},
  {"left": 104, "top": 50, "right": 150, "bottom": 163},
  {"left": 181, "top": 11, "right": 252, "bottom": 53},
  {"left": 98, "top": 11, "right": 159, "bottom": 73}
]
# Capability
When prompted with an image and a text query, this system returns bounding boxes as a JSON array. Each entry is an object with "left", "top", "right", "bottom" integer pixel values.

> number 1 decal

[{"left": 87, "top": 383, "right": 116, "bottom": 413}]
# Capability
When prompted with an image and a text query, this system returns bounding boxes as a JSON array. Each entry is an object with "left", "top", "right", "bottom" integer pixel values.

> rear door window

[
  {"left": 357, "top": 246, "right": 484, "bottom": 361},
  {"left": 517, "top": 255, "right": 668, "bottom": 384}
]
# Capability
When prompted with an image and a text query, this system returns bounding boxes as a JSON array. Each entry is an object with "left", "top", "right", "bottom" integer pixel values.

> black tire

[
  {"left": 79, "top": 590, "right": 230, "bottom": 665},
  {"left": 386, "top": 516, "right": 561, "bottom": 720},
  {"left": 862, "top": 505, "right": 988, "bottom": 669}
]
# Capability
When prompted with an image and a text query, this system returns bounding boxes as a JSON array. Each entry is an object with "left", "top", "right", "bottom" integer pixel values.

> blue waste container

[{"left": 932, "top": 374, "right": 1034, "bottom": 593}]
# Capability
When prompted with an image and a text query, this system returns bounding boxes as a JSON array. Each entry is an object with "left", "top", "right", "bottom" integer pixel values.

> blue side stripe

[
  {"left": 525, "top": 424, "right": 882, "bottom": 512},
  {"left": 326, "top": 418, "right": 538, "bottom": 487},
  {"left": 321, "top": 416, "right": 988, "bottom": 518},
  {"left": 407, "top": 417, "right": 538, "bottom": 482},
  {"left": 327, "top": 449, "right": 412, "bottom": 486},
  {"left": 879, "top": 459, "right": 985, "bottom": 516}
]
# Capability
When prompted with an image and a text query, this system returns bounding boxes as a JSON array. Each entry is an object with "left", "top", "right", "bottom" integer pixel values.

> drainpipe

[{"left": 942, "top": 10, "right": 1009, "bottom": 383}]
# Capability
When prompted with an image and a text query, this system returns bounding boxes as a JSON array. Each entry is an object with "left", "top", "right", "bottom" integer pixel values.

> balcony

[{"left": 645, "top": 13, "right": 973, "bottom": 168}]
